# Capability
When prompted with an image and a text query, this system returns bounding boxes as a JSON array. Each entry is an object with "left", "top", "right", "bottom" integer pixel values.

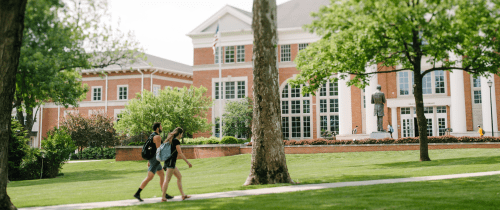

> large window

[
  {"left": 318, "top": 80, "right": 340, "bottom": 134},
  {"left": 281, "top": 83, "right": 312, "bottom": 139},
  {"left": 215, "top": 80, "right": 246, "bottom": 100},
  {"left": 236, "top": 45, "right": 245, "bottom": 63},
  {"left": 398, "top": 71, "right": 446, "bottom": 96},
  {"left": 237, "top": 81, "right": 245, "bottom": 98},
  {"left": 153, "top": 85, "right": 161, "bottom": 96},
  {"left": 474, "top": 90, "right": 482, "bottom": 104},
  {"left": 472, "top": 76, "right": 482, "bottom": 104},
  {"left": 92, "top": 87, "right": 102, "bottom": 101},
  {"left": 225, "top": 82, "right": 235, "bottom": 99},
  {"left": 298, "top": 43, "right": 308, "bottom": 51},
  {"left": 280, "top": 45, "right": 291, "bottom": 62},
  {"left": 215, "top": 82, "right": 223, "bottom": 99},
  {"left": 118, "top": 85, "right": 128, "bottom": 100},
  {"left": 225, "top": 46, "right": 235, "bottom": 63}
]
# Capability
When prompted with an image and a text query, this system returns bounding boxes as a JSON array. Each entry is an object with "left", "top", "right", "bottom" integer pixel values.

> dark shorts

[
  {"left": 148, "top": 158, "right": 162, "bottom": 174},
  {"left": 164, "top": 158, "right": 177, "bottom": 169}
]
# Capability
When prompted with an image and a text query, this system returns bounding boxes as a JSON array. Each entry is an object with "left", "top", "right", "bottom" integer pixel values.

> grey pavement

[{"left": 19, "top": 170, "right": 500, "bottom": 210}]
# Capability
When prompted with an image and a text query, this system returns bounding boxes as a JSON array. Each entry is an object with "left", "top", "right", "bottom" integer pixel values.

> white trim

[
  {"left": 81, "top": 67, "right": 192, "bottom": 77},
  {"left": 88, "top": 109, "right": 105, "bottom": 116},
  {"left": 117, "top": 85, "right": 129, "bottom": 101},
  {"left": 81, "top": 74, "right": 192, "bottom": 84},
  {"left": 44, "top": 100, "right": 129, "bottom": 108},
  {"left": 387, "top": 96, "right": 452, "bottom": 108},
  {"left": 188, "top": 5, "right": 252, "bottom": 35},
  {"left": 91, "top": 86, "right": 103, "bottom": 101},
  {"left": 279, "top": 80, "right": 313, "bottom": 140},
  {"left": 105, "top": 74, "right": 108, "bottom": 113}
]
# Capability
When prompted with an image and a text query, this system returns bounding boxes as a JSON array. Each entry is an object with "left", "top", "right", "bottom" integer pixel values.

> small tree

[
  {"left": 115, "top": 86, "right": 213, "bottom": 142},
  {"left": 222, "top": 97, "right": 253, "bottom": 138},
  {"left": 8, "top": 119, "right": 29, "bottom": 181},
  {"left": 61, "top": 113, "right": 118, "bottom": 158}
]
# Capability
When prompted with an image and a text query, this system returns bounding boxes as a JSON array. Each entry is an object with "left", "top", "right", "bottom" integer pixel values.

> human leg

[
  {"left": 173, "top": 167, "right": 190, "bottom": 200},
  {"left": 161, "top": 168, "right": 175, "bottom": 200},
  {"left": 134, "top": 171, "right": 155, "bottom": 201}
]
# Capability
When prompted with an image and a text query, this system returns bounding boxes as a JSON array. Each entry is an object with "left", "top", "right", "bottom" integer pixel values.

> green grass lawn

[
  {"left": 8, "top": 148, "right": 500, "bottom": 208},
  {"left": 97, "top": 175, "right": 500, "bottom": 210}
]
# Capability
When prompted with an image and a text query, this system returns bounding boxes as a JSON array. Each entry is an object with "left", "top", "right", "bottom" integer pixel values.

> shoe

[
  {"left": 134, "top": 194, "right": 143, "bottom": 202},
  {"left": 165, "top": 193, "right": 174, "bottom": 199},
  {"left": 182, "top": 195, "right": 191, "bottom": 200}
]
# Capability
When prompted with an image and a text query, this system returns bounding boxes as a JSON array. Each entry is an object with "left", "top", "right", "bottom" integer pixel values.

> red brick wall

[
  {"left": 194, "top": 48, "right": 215, "bottom": 65},
  {"left": 463, "top": 71, "right": 473, "bottom": 131},
  {"left": 351, "top": 75, "right": 363, "bottom": 131},
  {"left": 116, "top": 143, "right": 500, "bottom": 161}
]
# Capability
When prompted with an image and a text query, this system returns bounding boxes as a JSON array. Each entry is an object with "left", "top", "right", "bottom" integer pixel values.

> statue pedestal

[{"left": 369, "top": 131, "right": 391, "bottom": 139}]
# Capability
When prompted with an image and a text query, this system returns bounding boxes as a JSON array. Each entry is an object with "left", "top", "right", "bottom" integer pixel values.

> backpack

[
  {"left": 156, "top": 141, "right": 176, "bottom": 162},
  {"left": 141, "top": 133, "right": 157, "bottom": 160}
]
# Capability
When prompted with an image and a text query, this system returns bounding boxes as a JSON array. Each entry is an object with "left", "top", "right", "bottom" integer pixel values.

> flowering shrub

[{"left": 246, "top": 136, "right": 500, "bottom": 146}]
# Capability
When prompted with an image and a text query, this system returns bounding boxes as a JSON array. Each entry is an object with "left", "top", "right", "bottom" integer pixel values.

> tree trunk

[
  {"left": 244, "top": 0, "right": 293, "bottom": 186},
  {"left": 0, "top": 0, "right": 28, "bottom": 209},
  {"left": 413, "top": 63, "right": 431, "bottom": 161}
]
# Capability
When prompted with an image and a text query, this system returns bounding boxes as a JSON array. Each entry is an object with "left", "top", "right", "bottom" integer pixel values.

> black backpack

[{"left": 141, "top": 132, "right": 157, "bottom": 160}]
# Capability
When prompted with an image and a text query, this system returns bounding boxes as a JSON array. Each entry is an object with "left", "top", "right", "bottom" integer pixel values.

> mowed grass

[
  {"left": 8, "top": 148, "right": 500, "bottom": 208},
  {"left": 97, "top": 175, "right": 500, "bottom": 210}
]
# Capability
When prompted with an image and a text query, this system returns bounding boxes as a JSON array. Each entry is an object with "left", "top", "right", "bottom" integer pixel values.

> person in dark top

[
  {"left": 161, "top": 127, "right": 192, "bottom": 202},
  {"left": 133, "top": 122, "right": 173, "bottom": 201}
]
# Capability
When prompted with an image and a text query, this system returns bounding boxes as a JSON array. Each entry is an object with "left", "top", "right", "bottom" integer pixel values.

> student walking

[
  {"left": 133, "top": 122, "right": 173, "bottom": 201},
  {"left": 161, "top": 127, "right": 192, "bottom": 202},
  {"left": 478, "top": 125, "right": 484, "bottom": 138},
  {"left": 387, "top": 124, "right": 394, "bottom": 138}
]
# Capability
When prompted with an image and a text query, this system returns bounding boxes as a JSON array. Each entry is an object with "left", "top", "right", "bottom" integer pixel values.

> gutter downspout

[
  {"left": 57, "top": 105, "right": 60, "bottom": 128},
  {"left": 105, "top": 74, "right": 108, "bottom": 113},
  {"left": 138, "top": 69, "right": 144, "bottom": 97},
  {"left": 151, "top": 69, "right": 159, "bottom": 91}
]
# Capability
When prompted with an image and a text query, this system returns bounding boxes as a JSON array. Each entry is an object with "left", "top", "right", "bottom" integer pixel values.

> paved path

[{"left": 20, "top": 170, "right": 500, "bottom": 210}]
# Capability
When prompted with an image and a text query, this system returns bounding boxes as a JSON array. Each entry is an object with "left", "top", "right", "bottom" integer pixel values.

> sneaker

[
  {"left": 134, "top": 194, "right": 143, "bottom": 202},
  {"left": 165, "top": 193, "right": 174, "bottom": 199}
]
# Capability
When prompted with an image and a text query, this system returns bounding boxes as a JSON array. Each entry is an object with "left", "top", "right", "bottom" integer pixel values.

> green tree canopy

[
  {"left": 14, "top": 0, "right": 143, "bottom": 136},
  {"left": 290, "top": 0, "right": 500, "bottom": 161},
  {"left": 115, "top": 86, "right": 213, "bottom": 140}
]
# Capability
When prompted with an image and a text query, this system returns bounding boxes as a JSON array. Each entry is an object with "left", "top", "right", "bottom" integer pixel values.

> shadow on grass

[
  {"left": 375, "top": 155, "right": 500, "bottom": 169},
  {"left": 8, "top": 168, "right": 146, "bottom": 188}
]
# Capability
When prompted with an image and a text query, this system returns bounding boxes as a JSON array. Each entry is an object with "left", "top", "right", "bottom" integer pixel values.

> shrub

[
  {"left": 128, "top": 141, "right": 144, "bottom": 146},
  {"left": 221, "top": 136, "right": 238, "bottom": 144},
  {"left": 183, "top": 137, "right": 221, "bottom": 145},
  {"left": 8, "top": 119, "right": 30, "bottom": 181},
  {"left": 205, "top": 139, "right": 220, "bottom": 144},
  {"left": 41, "top": 128, "right": 77, "bottom": 178}
]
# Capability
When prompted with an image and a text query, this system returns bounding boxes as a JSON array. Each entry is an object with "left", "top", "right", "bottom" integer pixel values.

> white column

[
  {"left": 449, "top": 53, "right": 467, "bottom": 133},
  {"left": 365, "top": 65, "right": 378, "bottom": 134},
  {"left": 391, "top": 107, "right": 398, "bottom": 139},
  {"left": 338, "top": 73, "right": 352, "bottom": 135},
  {"left": 481, "top": 75, "right": 498, "bottom": 136}
]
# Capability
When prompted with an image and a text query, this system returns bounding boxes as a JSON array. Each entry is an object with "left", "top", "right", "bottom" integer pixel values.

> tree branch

[{"left": 347, "top": 68, "right": 412, "bottom": 76}]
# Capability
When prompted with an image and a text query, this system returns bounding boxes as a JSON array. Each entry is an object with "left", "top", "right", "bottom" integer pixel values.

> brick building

[
  {"left": 27, "top": 53, "right": 193, "bottom": 148},
  {"left": 188, "top": 0, "right": 500, "bottom": 140}
]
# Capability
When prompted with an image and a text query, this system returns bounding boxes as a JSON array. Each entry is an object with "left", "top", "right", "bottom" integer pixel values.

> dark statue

[{"left": 371, "top": 85, "right": 386, "bottom": 132}]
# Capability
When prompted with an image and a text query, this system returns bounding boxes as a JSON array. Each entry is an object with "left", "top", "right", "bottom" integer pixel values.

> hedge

[{"left": 246, "top": 136, "right": 500, "bottom": 146}]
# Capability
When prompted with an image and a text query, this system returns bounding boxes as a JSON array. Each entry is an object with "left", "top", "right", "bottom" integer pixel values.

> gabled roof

[
  {"left": 188, "top": 0, "right": 331, "bottom": 36},
  {"left": 142, "top": 53, "right": 192, "bottom": 74}
]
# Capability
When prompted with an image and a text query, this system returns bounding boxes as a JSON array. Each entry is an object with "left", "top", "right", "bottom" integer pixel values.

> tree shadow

[
  {"left": 375, "top": 156, "right": 500, "bottom": 169},
  {"left": 8, "top": 168, "right": 146, "bottom": 188}
]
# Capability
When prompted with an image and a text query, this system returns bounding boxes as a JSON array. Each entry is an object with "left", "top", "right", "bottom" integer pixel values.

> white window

[
  {"left": 435, "top": 71, "right": 445, "bottom": 93},
  {"left": 280, "top": 45, "right": 291, "bottom": 62},
  {"left": 236, "top": 45, "right": 245, "bottom": 63},
  {"left": 398, "top": 71, "right": 446, "bottom": 96},
  {"left": 473, "top": 77, "right": 481, "bottom": 87},
  {"left": 92, "top": 87, "right": 102, "bottom": 101},
  {"left": 281, "top": 83, "right": 312, "bottom": 139},
  {"left": 118, "top": 85, "right": 128, "bottom": 100},
  {"left": 214, "top": 47, "right": 221, "bottom": 64},
  {"left": 426, "top": 118, "right": 433, "bottom": 136},
  {"left": 474, "top": 90, "right": 482, "bottom": 104},
  {"left": 437, "top": 106, "right": 447, "bottom": 113},
  {"left": 153, "top": 85, "right": 161, "bottom": 96},
  {"left": 225, "top": 46, "right": 235, "bottom": 63},
  {"left": 214, "top": 118, "right": 221, "bottom": 137},
  {"left": 298, "top": 43, "right": 308, "bottom": 51},
  {"left": 225, "top": 82, "right": 235, "bottom": 99},
  {"left": 237, "top": 81, "right": 245, "bottom": 98},
  {"left": 318, "top": 80, "right": 340, "bottom": 134},
  {"left": 64, "top": 110, "right": 79, "bottom": 118},
  {"left": 401, "top": 107, "right": 411, "bottom": 114},
  {"left": 438, "top": 118, "right": 446, "bottom": 136},
  {"left": 215, "top": 82, "right": 223, "bottom": 99},
  {"left": 423, "top": 107, "right": 433, "bottom": 113},
  {"left": 115, "top": 109, "right": 124, "bottom": 122}
]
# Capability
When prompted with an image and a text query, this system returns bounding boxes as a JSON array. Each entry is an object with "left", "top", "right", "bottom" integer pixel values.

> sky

[{"left": 108, "top": 0, "right": 291, "bottom": 66}]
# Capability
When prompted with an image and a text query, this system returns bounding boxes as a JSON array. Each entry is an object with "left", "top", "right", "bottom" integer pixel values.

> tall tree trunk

[
  {"left": 244, "top": 0, "right": 293, "bottom": 185},
  {"left": 413, "top": 62, "right": 431, "bottom": 161},
  {"left": 0, "top": 0, "right": 28, "bottom": 209}
]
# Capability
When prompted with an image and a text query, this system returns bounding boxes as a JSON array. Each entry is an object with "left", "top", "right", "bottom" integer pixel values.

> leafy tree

[
  {"left": 244, "top": 0, "right": 293, "bottom": 186},
  {"left": 115, "top": 86, "right": 213, "bottom": 142},
  {"left": 8, "top": 119, "right": 29, "bottom": 181},
  {"left": 41, "top": 127, "right": 77, "bottom": 178},
  {"left": 222, "top": 97, "right": 253, "bottom": 138},
  {"left": 290, "top": 0, "right": 500, "bottom": 161},
  {"left": 0, "top": 0, "right": 28, "bottom": 209},
  {"left": 14, "top": 0, "right": 143, "bottom": 137},
  {"left": 61, "top": 113, "right": 118, "bottom": 158}
]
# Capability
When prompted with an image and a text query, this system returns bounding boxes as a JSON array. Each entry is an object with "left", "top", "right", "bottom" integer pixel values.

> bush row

[
  {"left": 70, "top": 147, "right": 115, "bottom": 160},
  {"left": 127, "top": 136, "right": 251, "bottom": 146},
  {"left": 246, "top": 136, "right": 500, "bottom": 146}
]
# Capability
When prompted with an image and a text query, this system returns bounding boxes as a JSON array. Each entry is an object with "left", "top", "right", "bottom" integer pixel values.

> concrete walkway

[
  {"left": 66, "top": 160, "right": 103, "bottom": 164},
  {"left": 20, "top": 170, "right": 500, "bottom": 210}
]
